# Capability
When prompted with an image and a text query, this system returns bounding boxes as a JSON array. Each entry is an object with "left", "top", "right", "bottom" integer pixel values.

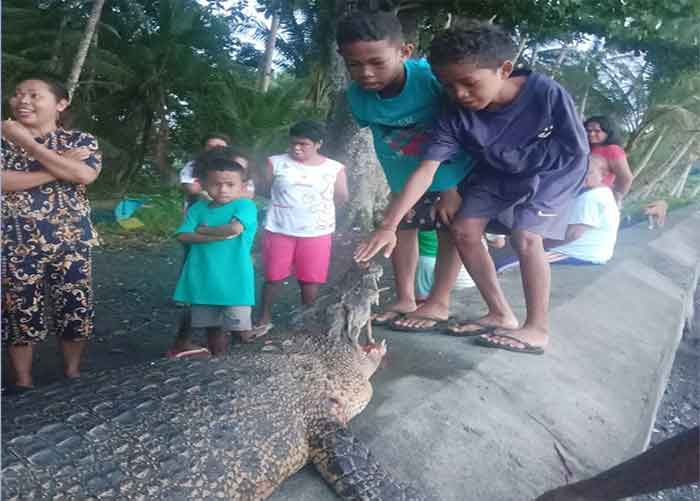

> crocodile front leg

[{"left": 309, "top": 420, "right": 432, "bottom": 501}]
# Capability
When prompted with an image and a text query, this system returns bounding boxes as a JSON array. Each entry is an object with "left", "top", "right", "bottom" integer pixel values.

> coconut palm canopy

[{"left": 2, "top": 0, "right": 698, "bottom": 217}]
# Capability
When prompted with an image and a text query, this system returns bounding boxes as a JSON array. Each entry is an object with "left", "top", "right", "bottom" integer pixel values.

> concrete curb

[{"left": 272, "top": 204, "right": 700, "bottom": 501}]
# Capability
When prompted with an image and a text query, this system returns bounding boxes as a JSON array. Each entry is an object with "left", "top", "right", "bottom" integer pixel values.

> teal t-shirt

[
  {"left": 347, "top": 58, "right": 472, "bottom": 193},
  {"left": 173, "top": 198, "right": 258, "bottom": 306}
]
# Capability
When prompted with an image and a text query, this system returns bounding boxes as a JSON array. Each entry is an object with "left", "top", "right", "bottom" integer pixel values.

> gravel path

[{"left": 637, "top": 285, "right": 700, "bottom": 500}]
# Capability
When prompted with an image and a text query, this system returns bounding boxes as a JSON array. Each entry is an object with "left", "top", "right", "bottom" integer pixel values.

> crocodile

[{"left": 1, "top": 263, "right": 428, "bottom": 500}]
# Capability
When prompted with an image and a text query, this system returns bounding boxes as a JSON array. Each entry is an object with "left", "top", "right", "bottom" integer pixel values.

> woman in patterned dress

[{"left": 2, "top": 74, "right": 102, "bottom": 392}]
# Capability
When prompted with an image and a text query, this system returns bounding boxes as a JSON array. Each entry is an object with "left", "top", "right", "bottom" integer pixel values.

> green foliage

[
  {"left": 3, "top": 0, "right": 698, "bottom": 206},
  {"left": 93, "top": 187, "right": 184, "bottom": 246}
]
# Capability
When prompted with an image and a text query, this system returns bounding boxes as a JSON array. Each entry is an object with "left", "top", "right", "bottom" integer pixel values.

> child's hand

[
  {"left": 435, "top": 188, "right": 462, "bottom": 225},
  {"left": 354, "top": 228, "right": 397, "bottom": 262}
]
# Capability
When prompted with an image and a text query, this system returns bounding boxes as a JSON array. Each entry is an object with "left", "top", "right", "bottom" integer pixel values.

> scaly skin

[{"left": 2, "top": 264, "right": 428, "bottom": 500}]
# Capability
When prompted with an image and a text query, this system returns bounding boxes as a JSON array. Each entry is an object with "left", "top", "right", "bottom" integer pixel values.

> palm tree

[{"left": 66, "top": 0, "right": 106, "bottom": 98}]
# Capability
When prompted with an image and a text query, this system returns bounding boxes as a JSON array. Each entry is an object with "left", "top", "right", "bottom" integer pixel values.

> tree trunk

[
  {"left": 49, "top": 15, "right": 70, "bottom": 73},
  {"left": 670, "top": 159, "right": 697, "bottom": 197},
  {"left": 513, "top": 35, "right": 529, "bottom": 67},
  {"left": 530, "top": 43, "right": 539, "bottom": 68},
  {"left": 82, "top": 30, "right": 99, "bottom": 119},
  {"left": 638, "top": 136, "right": 696, "bottom": 199},
  {"left": 119, "top": 110, "right": 153, "bottom": 189},
  {"left": 325, "top": 0, "right": 388, "bottom": 231},
  {"left": 258, "top": 10, "right": 280, "bottom": 93},
  {"left": 66, "top": 0, "right": 106, "bottom": 99},
  {"left": 578, "top": 83, "right": 591, "bottom": 120},
  {"left": 154, "top": 96, "right": 175, "bottom": 185},
  {"left": 632, "top": 126, "right": 667, "bottom": 179},
  {"left": 555, "top": 46, "right": 569, "bottom": 67}
]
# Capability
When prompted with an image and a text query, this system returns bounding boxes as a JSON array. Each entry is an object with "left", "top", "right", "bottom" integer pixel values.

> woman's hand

[{"left": 1, "top": 120, "right": 36, "bottom": 148}]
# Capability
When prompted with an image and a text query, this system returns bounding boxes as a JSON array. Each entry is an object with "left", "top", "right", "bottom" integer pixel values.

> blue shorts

[{"left": 457, "top": 162, "right": 586, "bottom": 240}]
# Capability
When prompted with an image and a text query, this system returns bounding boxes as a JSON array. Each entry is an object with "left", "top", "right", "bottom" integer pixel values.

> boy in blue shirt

[
  {"left": 173, "top": 149, "right": 259, "bottom": 356},
  {"left": 337, "top": 12, "right": 473, "bottom": 331},
  {"left": 356, "top": 23, "right": 589, "bottom": 354}
]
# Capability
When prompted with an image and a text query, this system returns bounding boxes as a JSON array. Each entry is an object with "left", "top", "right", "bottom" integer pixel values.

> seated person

[{"left": 496, "top": 156, "right": 619, "bottom": 272}]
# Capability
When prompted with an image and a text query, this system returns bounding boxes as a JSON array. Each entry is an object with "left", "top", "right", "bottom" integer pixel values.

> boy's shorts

[
  {"left": 457, "top": 165, "right": 586, "bottom": 240},
  {"left": 397, "top": 192, "right": 447, "bottom": 231},
  {"left": 262, "top": 231, "right": 332, "bottom": 283},
  {"left": 190, "top": 305, "right": 252, "bottom": 331}
]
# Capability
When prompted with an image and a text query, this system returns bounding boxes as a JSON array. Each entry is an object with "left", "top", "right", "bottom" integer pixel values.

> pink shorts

[{"left": 262, "top": 231, "right": 332, "bottom": 283}]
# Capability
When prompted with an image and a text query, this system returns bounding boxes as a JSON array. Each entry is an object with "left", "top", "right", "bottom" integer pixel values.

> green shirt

[
  {"left": 173, "top": 198, "right": 258, "bottom": 306},
  {"left": 418, "top": 230, "right": 438, "bottom": 257}
]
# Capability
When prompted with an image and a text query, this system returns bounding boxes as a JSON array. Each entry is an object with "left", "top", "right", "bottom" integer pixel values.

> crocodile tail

[{"left": 309, "top": 420, "right": 433, "bottom": 501}]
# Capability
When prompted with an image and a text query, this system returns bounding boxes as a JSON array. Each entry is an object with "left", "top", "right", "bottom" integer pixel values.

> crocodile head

[
  {"left": 313, "top": 332, "right": 386, "bottom": 427},
  {"left": 298, "top": 262, "right": 387, "bottom": 426}
]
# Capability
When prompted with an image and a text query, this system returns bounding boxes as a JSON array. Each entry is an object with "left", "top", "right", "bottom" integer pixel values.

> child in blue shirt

[
  {"left": 338, "top": 11, "right": 473, "bottom": 332},
  {"left": 172, "top": 149, "right": 259, "bottom": 356},
  {"left": 356, "top": 23, "right": 589, "bottom": 354}
]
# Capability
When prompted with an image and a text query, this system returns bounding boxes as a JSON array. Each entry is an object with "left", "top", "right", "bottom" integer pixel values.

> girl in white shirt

[{"left": 256, "top": 121, "right": 349, "bottom": 329}]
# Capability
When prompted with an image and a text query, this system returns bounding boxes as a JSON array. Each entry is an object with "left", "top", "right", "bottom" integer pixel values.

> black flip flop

[{"left": 474, "top": 332, "right": 545, "bottom": 355}]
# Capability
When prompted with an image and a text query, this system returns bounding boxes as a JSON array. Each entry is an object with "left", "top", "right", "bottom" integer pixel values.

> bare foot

[
  {"left": 479, "top": 325, "right": 548, "bottom": 351},
  {"left": 372, "top": 300, "right": 417, "bottom": 323},
  {"left": 446, "top": 313, "right": 519, "bottom": 335},
  {"left": 392, "top": 301, "right": 449, "bottom": 329}
]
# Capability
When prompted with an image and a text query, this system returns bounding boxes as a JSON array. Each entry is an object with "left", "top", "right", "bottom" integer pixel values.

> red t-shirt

[{"left": 591, "top": 144, "right": 627, "bottom": 187}]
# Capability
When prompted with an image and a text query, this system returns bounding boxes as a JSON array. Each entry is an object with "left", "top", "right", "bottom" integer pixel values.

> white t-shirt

[
  {"left": 554, "top": 187, "right": 620, "bottom": 263},
  {"left": 264, "top": 154, "right": 344, "bottom": 237}
]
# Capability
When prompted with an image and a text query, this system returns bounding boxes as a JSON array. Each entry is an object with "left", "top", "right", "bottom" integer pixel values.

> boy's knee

[
  {"left": 511, "top": 231, "right": 543, "bottom": 254},
  {"left": 451, "top": 221, "right": 484, "bottom": 247}
]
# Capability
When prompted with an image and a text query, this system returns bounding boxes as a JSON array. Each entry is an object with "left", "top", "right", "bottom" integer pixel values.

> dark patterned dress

[{"left": 2, "top": 128, "right": 102, "bottom": 345}]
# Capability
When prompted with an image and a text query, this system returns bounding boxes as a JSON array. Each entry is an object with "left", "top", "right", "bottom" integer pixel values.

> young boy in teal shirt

[
  {"left": 173, "top": 149, "right": 259, "bottom": 356},
  {"left": 338, "top": 11, "right": 473, "bottom": 331}
]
